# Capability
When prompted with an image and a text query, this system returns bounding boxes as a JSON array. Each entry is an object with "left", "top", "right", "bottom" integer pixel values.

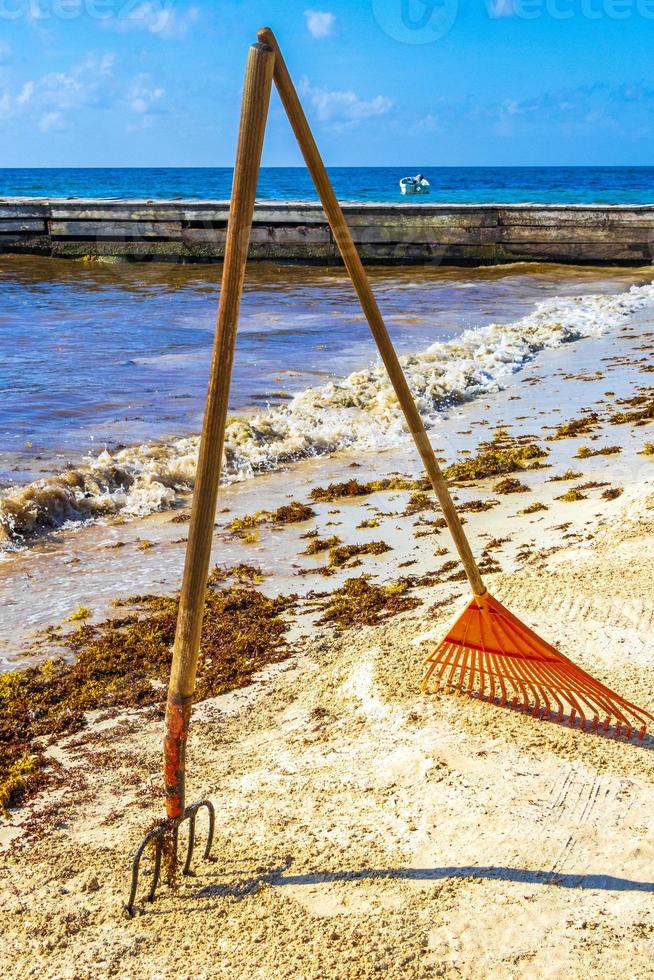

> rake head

[
  {"left": 125, "top": 800, "right": 215, "bottom": 917},
  {"left": 422, "top": 591, "right": 653, "bottom": 740}
]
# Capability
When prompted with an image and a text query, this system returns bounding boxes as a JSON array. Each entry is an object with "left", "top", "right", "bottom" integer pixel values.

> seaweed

[
  {"left": 427, "top": 595, "right": 458, "bottom": 615},
  {"left": 478, "top": 556, "right": 502, "bottom": 574},
  {"left": 414, "top": 516, "right": 448, "bottom": 538},
  {"left": 485, "top": 536, "right": 511, "bottom": 549},
  {"left": 547, "top": 469, "right": 583, "bottom": 482},
  {"left": 492, "top": 478, "right": 530, "bottom": 494},
  {"left": 272, "top": 501, "right": 316, "bottom": 524},
  {"left": 309, "top": 476, "right": 428, "bottom": 503},
  {"left": 444, "top": 443, "right": 547, "bottom": 482},
  {"left": 318, "top": 576, "right": 421, "bottom": 630},
  {"left": 229, "top": 512, "right": 264, "bottom": 533},
  {"left": 459, "top": 498, "right": 499, "bottom": 513},
  {"left": 521, "top": 502, "right": 548, "bottom": 514},
  {"left": 0, "top": 586, "right": 294, "bottom": 812},
  {"left": 403, "top": 492, "right": 435, "bottom": 516},
  {"left": 68, "top": 606, "right": 92, "bottom": 623},
  {"left": 601, "top": 487, "right": 623, "bottom": 500},
  {"left": 356, "top": 517, "right": 382, "bottom": 529},
  {"left": 229, "top": 500, "right": 316, "bottom": 535},
  {"left": 328, "top": 541, "right": 392, "bottom": 568},
  {"left": 575, "top": 445, "right": 622, "bottom": 459},
  {"left": 547, "top": 413, "right": 601, "bottom": 440},
  {"left": 435, "top": 560, "right": 459, "bottom": 575},
  {"left": 608, "top": 395, "right": 654, "bottom": 426},
  {"left": 575, "top": 481, "right": 609, "bottom": 490},
  {"left": 208, "top": 563, "right": 266, "bottom": 585},
  {"left": 302, "top": 535, "right": 342, "bottom": 556},
  {"left": 556, "top": 488, "right": 588, "bottom": 502}
]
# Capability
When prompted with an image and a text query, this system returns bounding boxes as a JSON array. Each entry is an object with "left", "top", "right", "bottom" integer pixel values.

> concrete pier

[{"left": 1, "top": 199, "right": 653, "bottom": 265}]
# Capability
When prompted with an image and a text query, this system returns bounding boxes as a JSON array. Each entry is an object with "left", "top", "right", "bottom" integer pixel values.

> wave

[{"left": 2, "top": 280, "right": 653, "bottom": 548}]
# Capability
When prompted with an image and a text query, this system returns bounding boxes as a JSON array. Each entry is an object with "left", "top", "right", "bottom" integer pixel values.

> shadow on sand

[{"left": 196, "top": 862, "right": 654, "bottom": 899}]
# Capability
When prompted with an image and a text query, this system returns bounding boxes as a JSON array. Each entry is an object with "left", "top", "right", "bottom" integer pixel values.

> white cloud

[
  {"left": 304, "top": 9, "right": 335, "bottom": 39},
  {"left": 127, "top": 75, "right": 166, "bottom": 114},
  {"left": 299, "top": 77, "right": 392, "bottom": 125},
  {"left": 108, "top": 2, "right": 200, "bottom": 39},
  {"left": 0, "top": 54, "right": 116, "bottom": 127},
  {"left": 39, "top": 111, "right": 64, "bottom": 133},
  {"left": 16, "top": 81, "right": 35, "bottom": 107},
  {"left": 412, "top": 113, "right": 440, "bottom": 134}
]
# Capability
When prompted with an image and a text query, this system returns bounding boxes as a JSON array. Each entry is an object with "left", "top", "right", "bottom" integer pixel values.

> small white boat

[{"left": 400, "top": 174, "right": 430, "bottom": 195}]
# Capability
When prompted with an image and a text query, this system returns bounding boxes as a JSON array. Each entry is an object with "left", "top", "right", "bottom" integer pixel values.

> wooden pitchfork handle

[
  {"left": 163, "top": 42, "right": 275, "bottom": 820},
  {"left": 258, "top": 27, "right": 486, "bottom": 599}
]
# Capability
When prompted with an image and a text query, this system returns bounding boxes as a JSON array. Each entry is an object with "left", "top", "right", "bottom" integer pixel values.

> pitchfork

[{"left": 124, "top": 40, "right": 275, "bottom": 917}]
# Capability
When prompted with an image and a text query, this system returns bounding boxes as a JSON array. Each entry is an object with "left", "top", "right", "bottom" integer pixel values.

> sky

[{"left": 0, "top": 0, "right": 653, "bottom": 167}]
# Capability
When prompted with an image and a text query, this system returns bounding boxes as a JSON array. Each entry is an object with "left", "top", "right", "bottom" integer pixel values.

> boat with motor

[{"left": 400, "top": 173, "right": 430, "bottom": 195}]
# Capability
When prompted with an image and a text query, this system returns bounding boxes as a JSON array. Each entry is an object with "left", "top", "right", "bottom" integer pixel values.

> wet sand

[{"left": 1, "top": 273, "right": 653, "bottom": 977}]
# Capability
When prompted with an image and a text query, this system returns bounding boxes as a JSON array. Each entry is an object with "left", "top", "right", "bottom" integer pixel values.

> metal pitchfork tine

[
  {"left": 125, "top": 41, "right": 275, "bottom": 916},
  {"left": 125, "top": 801, "right": 215, "bottom": 917}
]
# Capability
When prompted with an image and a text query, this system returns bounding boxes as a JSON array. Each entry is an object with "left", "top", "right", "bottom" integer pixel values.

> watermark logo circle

[{"left": 372, "top": 0, "right": 459, "bottom": 44}]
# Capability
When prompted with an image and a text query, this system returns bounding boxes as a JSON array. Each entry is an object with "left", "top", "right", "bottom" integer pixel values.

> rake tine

[
  {"left": 421, "top": 592, "right": 652, "bottom": 740},
  {"left": 494, "top": 603, "right": 641, "bottom": 733},
  {"left": 488, "top": 614, "right": 538, "bottom": 714}
]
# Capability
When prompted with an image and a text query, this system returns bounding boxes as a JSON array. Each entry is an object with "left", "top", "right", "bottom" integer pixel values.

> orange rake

[{"left": 422, "top": 592, "right": 653, "bottom": 739}]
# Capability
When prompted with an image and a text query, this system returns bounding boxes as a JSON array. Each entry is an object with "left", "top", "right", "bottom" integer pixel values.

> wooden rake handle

[
  {"left": 163, "top": 42, "right": 275, "bottom": 819},
  {"left": 257, "top": 26, "right": 485, "bottom": 598}
]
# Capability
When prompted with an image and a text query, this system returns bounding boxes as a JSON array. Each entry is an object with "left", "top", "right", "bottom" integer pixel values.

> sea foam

[{"left": 2, "top": 280, "right": 653, "bottom": 547}]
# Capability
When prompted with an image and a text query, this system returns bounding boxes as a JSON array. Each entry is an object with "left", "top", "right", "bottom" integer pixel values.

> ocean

[
  {"left": 2, "top": 166, "right": 654, "bottom": 204},
  {"left": 0, "top": 253, "right": 652, "bottom": 551}
]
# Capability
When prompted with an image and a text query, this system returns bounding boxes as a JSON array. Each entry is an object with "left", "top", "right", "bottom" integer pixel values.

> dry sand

[{"left": 1, "top": 476, "right": 654, "bottom": 979}]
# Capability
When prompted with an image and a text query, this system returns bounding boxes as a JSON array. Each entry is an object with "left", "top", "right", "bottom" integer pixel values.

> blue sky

[{"left": 0, "top": 0, "right": 653, "bottom": 166}]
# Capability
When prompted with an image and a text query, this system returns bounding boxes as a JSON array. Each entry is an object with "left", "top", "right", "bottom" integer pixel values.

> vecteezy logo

[{"left": 372, "top": 0, "right": 459, "bottom": 44}]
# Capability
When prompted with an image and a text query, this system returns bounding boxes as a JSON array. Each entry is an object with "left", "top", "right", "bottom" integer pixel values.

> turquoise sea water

[{"left": 2, "top": 167, "right": 654, "bottom": 204}]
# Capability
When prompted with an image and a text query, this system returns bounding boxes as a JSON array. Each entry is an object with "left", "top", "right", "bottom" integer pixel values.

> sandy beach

[
  {"left": 1, "top": 266, "right": 652, "bottom": 978},
  {"left": 3, "top": 2, "right": 654, "bottom": 974}
]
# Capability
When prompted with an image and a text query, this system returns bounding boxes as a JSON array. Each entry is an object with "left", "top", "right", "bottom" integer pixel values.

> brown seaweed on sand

[
  {"left": 444, "top": 442, "right": 547, "bottom": 483},
  {"left": 302, "top": 535, "right": 342, "bottom": 556},
  {"left": 309, "top": 476, "right": 428, "bottom": 503},
  {"left": 493, "top": 477, "right": 530, "bottom": 494},
  {"left": 328, "top": 541, "right": 392, "bottom": 568},
  {"left": 317, "top": 576, "right": 420, "bottom": 630},
  {"left": 576, "top": 445, "right": 622, "bottom": 459},
  {"left": 547, "top": 412, "right": 601, "bottom": 440},
  {"left": 229, "top": 500, "right": 316, "bottom": 535},
  {"left": 0, "top": 586, "right": 295, "bottom": 812},
  {"left": 609, "top": 394, "right": 654, "bottom": 426}
]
